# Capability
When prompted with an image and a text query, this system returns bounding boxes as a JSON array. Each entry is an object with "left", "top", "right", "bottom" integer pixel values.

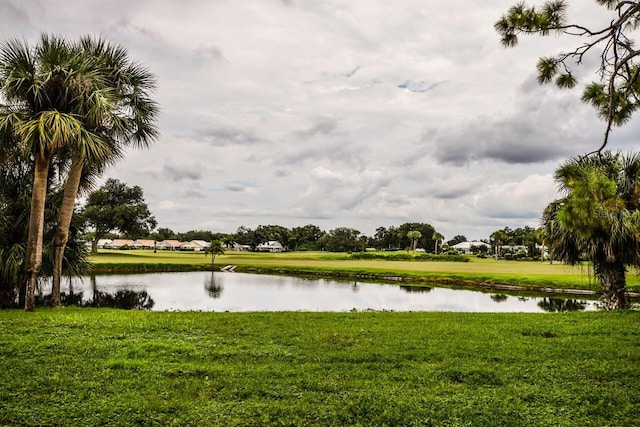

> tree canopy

[
  {"left": 82, "top": 178, "right": 156, "bottom": 253},
  {"left": 496, "top": 0, "right": 640, "bottom": 152}
]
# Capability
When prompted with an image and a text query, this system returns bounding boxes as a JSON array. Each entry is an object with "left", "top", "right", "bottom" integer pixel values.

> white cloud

[{"left": 0, "top": 0, "right": 631, "bottom": 238}]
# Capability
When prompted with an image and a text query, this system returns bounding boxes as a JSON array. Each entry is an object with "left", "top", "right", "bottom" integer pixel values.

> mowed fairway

[
  {"left": 91, "top": 250, "right": 640, "bottom": 291},
  {"left": 1, "top": 309, "right": 639, "bottom": 426}
]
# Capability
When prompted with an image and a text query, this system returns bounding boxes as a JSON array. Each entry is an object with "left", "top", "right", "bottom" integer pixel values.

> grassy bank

[
  {"left": 90, "top": 250, "right": 640, "bottom": 292},
  {"left": 1, "top": 309, "right": 638, "bottom": 426}
]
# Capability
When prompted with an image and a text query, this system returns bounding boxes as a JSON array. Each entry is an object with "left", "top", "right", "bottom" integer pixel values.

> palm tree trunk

[
  {"left": 594, "top": 260, "right": 629, "bottom": 309},
  {"left": 52, "top": 155, "right": 84, "bottom": 307},
  {"left": 24, "top": 153, "right": 50, "bottom": 312}
]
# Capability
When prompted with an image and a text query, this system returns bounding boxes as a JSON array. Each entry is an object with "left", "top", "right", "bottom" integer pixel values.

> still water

[{"left": 53, "top": 271, "right": 597, "bottom": 312}]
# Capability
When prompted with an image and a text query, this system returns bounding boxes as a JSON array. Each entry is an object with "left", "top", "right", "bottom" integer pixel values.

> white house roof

[{"left": 452, "top": 241, "right": 489, "bottom": 250}]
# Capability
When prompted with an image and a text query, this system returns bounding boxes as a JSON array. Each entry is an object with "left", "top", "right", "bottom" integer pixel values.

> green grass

[
  {"left": 1, "top": 309, "right": 639, "bottom": 426},
  {"left": 90, "top": 250, "right": 640, "bottom": 292}
]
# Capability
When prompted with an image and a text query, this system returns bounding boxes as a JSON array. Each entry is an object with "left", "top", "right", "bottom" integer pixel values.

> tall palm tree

[
  {"left": 50, "top": 36, "right": 158, "bottom": 307},
  {"left": 432, "top": 232, "right": 444, "bottom": 254},
  {"left": 0, "top": 35, "right": 108, "bottom": 311},
  {"left": 542, "top": 151, "right": 640, "bottom": 309},
  {"left": 406, "top": 230, "right": 422, "bottom": 251}
]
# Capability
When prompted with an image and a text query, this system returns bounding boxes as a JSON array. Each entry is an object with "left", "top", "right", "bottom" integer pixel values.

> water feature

[{"left": 44, "top": 271, "right": 597, "bottom": 312}]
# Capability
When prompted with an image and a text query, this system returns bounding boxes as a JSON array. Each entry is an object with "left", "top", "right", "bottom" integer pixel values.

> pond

[{"left": 46, "top": 271, "right": 597, "bottom": 312}]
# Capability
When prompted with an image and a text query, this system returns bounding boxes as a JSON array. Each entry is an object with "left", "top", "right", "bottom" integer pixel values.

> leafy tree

[
  {"left": 291, "top": 224, "right": 323, "bottom": 251},
  {"left": 407, "top": 230, "right": 422, "bottom": 251},
  {"left": 203, "top": 240, "right": 225, "bottom": 265},
  {"left": 82, "top": 179, "right": 157, "bottom": 253},
  {"left": 150, "top": 227, "right": 176, "bottom": 241},
  {"left": 496, "top": 0, "right": 640, "bottom": 152},
  {"left": 447, "top": 235, "right": 467, "bottom": 246},
  {"left": 542, "top": 151, "right": 640, "bottom": 309},
  {"left": 323, "top": 227, "right": 363, "bottom": 252}
]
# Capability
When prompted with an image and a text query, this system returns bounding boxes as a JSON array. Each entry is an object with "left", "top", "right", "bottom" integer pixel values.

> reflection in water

[
  {"left": 490, "top": 294, "right": 509, "bottom": 303},
  {"left": 204, "top": 272, "right": 224, "bottom": 299},
  {"left": 25, "top": 272, "right": 602, "bottom": 312},
  {"left": 537, "top": 298, "right": 587, "bottom": 312},
  {"left": 400, "top": 285, "right": 433, "bottom": 293}
]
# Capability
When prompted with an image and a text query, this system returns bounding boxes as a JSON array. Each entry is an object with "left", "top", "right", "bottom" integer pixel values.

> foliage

[
  {"left": 496, "top": 0, "right": 640, "bottom": 151},
  {"left": 203, "top": 240, "right": 225, "bottom": 265},
  {"left": 542, "top": 151, "right": 640, "bottom": 308},
  {"left": 82, "top": 178, "right": 157, "bottom": 252},
  {"left": 0, "top": 154, "right": 89, "bottom": 308},
  {"left": 349, "top": 252, "right": 469, "bottom": 262},
  {"left": 447, "top": 234, "right": 467, "bottom": 246},
  {"left": 0, "top": 309, "right": 638, "bottom": 426}
]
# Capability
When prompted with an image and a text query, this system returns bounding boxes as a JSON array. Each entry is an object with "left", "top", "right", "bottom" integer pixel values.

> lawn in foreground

[
  {"left": 1, "top": 309, "right": 639, "bottom": 426},
  {"left": 91, "top": 250, "right": 640, "bottom": 291}
]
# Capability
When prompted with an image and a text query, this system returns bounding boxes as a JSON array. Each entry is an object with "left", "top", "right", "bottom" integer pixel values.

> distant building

[
  {"left": 226, "top": 242, "right": 251, "bottom": 251},
  {"left": 256, "top": 241, "right": 285, "bottom": 252},
  {"left": 451, "top": 241, "right": 490, "bottom": 254},
  {"left": 133, "top": 239, "right": 156, "bottom": 249},
  {"left": 110, "top": 239, "right": 135, "bottom": 249},
  {"left": 156, "top": 240, "right": 183, "bottom": 250}
]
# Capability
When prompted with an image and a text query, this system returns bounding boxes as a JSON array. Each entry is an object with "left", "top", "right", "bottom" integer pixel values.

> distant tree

[
  {"left": 151, "top": 227, "right": 176, "bottom": 241},
  {"left": 496, "top": 0, "right": 640, "bottom": 153},
  {"left": 490, "top": 229, "right": 509, "bottom": 259},
  {"left": 447, "top": 235, "right": 467, "bottom": 246},
  {"left": 324, "top": 227, "right": 362, "bottom": 252},
  {"left": 432, "top": 232, "right": 444, "bottom": 254},
  {"left": 203, "top": 240, "right": 225, "bottom": 265},
  {"left": 291, "top": 224, "right": 323, "bottom": 251},
  {"left": 81, "top": 179, "right": 157, "bottom": 253},
  {"left": 406, "top": 230, "right": 422, "bottom": 251},
  {"left": 233, "top": 225, "right": 255, "bottom": 250}
]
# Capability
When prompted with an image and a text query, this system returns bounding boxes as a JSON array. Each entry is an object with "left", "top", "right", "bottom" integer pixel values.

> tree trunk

[
  {"left": 24, "top": 153, "right": 50, "bottom": 312},
  {"left": 594, "top": 260, "right": 629, "bottom": 309},
  {"left": 52, "top": 155, "right": 85, "bottom": 307}
]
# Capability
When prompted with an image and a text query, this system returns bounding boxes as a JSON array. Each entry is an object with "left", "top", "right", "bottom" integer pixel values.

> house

[
  {"left": 110, "top": 239, "right": 135, "bottom": 249},
  {"left": 156, "top": 240, "right": 183, "bottom": 250},
  {"left": 133, "top": 239, "right": 156, "bottom": 249},
  {"left": 256, "top": 241, "right": 285, "bottom": 252},
  {"left": 179, "top": 240, "right": 210, "bottom": 251},
  {"left": 451, "top": 241, "right": 490, "bottom": 254},
  {"left": 96, "top": 239, "right": 113, "bottom": 249},
  {"left": 226, "top": 241, "right": 251, "bottom": 251}
]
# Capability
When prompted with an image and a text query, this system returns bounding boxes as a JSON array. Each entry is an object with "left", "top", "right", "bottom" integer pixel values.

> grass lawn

[
  {"left": 1, "top": 309, "right": 638, "bottom": 426},
  {"left": 90, "top": 250, "right": 640, "bottom": 292}
]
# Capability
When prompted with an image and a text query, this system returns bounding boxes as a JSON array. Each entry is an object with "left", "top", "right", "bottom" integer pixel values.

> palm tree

[
  {"left": 542, "top": 151, "right": 640, "bottom": 309},
  {"left": 432, "top": 232, "right": 444, "bottom": 254},
  {"left": 406, "top": 230, "right": 422, "bottom": 251},
  {"left": 0, "top": 35, "right": 107, "bottom": 311},
  {"left": 204, "top": 240, "right": 226, "bottom": 265},
  {"left": 490, "top": 230, "right": 508, "bottom": 260},
  {"left": 50, "top": 36, "right": 158, "bottom": 307}
]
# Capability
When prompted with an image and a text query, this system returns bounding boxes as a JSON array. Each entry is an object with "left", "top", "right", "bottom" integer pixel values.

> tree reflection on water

[
  {"left": 204, "top": 272, "right": 224, "bottom": 299},
  {"left": 537, "top": 298, "right": 587, "bottom": 312},
  {"left": 399, "top": 285, "right": 433, "bottom": 293},
  {"left": 29, "top": 276, "right": 155, "bottom": 309}
]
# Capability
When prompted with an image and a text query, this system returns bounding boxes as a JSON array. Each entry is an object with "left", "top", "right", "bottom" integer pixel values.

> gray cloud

[
  {"left": 194, "top": 126, "right": 270, "bottom": 147},
  {"left": 193, "top": 45, "right": 226, "bottom": 62},
  {"left": 163, "top": 163, "right": 202, "bottom": 181}
]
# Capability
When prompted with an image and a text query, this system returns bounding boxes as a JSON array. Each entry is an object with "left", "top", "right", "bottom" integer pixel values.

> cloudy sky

[{"left": 2, "top": 0, "right": 639, "bottom": 240}]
